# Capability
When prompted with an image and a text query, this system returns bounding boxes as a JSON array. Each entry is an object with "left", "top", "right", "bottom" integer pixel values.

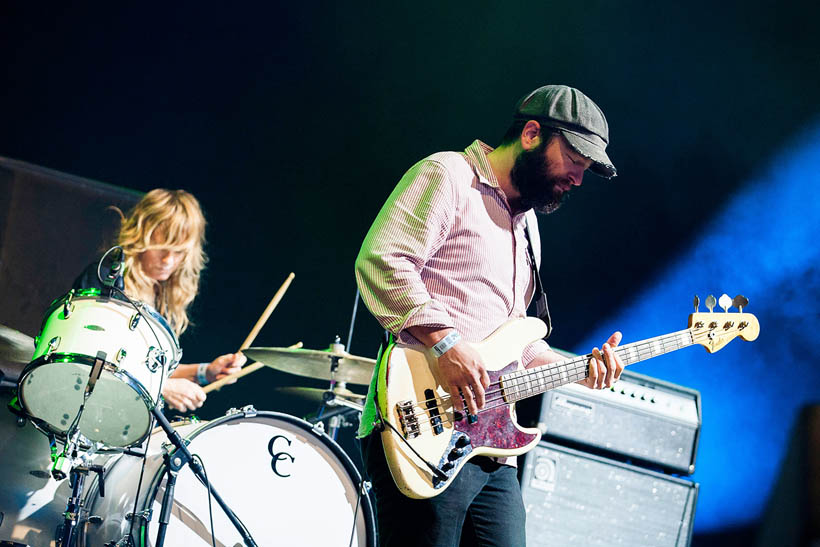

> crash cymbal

[
  {"left": 274, "top": 386, "right": 366, "bottom": 405},
  {"left": 244, "top": 346, "right": 376, "bottom": 385},
  {"left": 0, "top": 324, "right": 34, "bottom": 364}
]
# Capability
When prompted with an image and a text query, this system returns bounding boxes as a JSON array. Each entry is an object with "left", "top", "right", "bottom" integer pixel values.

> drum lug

[
  {"left": 312, "top": 421, "right": 325, "bottom": 435},
  {"left": 145, "top": 347, "right": 167, "bottom": 372},
  {"left": 129, "top": 313, "right": 141, "bottom": 331},
  {"left": 63, "top": 291, "right": 75, "bottom": 319},
  {"left": 87, "top": 514, "right": 104, "bottom": 525},
  {"left": 47, "top": 336, "right": 61, "bottom": 356},
  {"left": 126, "top": 509, "right": 153, "bottom": 523},
  {"left": 115, "top": 348, "right": 127, "bottom": 363},
  {"left": 225, "top": 405, "right": 257, "bottom": 418}
]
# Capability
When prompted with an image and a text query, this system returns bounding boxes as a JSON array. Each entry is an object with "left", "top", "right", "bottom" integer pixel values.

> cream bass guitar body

[{"left": 376, "top": 295, "right": 759, "bottom": 499}]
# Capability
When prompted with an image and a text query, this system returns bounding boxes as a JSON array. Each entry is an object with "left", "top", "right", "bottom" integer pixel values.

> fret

[{"left": 501, "top": 329, "right": 695, "bottom": 403}]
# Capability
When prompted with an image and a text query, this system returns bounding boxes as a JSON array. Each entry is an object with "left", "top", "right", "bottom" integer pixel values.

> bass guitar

[{"left": 376, "top": 294, "right": 759, "bottom": 499}]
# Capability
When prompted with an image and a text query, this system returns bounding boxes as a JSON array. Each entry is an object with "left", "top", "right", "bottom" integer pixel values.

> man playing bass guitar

[{"left": 355, "top": 85, "right": 626, "bottom": 546}]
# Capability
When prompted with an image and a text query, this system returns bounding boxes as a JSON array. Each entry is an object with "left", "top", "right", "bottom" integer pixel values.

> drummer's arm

[
  {"left": 169, "top": 364, "right": 201, "bottom": 383},
  {"left": 171, "top": 354, "right": 246, "bottom": 385}
]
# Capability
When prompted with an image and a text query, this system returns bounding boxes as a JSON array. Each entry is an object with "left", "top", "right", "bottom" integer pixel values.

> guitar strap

[
  {"left": 523, "top": 216, "right": 553, "bottom": 339},
  {"left": 459, "top": 150, "right": 552, "bottom": 339}
]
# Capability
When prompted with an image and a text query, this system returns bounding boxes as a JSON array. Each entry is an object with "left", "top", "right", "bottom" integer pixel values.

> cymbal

[
  {"left": 244, "top": 346, "right": 376, "bottom": 385},
  {"left": 274, "top": 386, "right": 366, "bottom": 405},
  {"left": 0, "top": 324, "right": 34, "bottom": 364}
]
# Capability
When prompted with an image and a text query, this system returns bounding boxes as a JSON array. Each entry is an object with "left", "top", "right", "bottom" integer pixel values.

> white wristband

[
  {"left": 432, "top": 331, "right": 461, "bottom": 357},
  {"left": 197, "top": 363, "right": 209, "bottom": 386}
]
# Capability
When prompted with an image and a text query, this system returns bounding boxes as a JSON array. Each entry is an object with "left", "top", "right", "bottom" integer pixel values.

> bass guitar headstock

[{"left": 688, "top": 293, "right": 760, "bottom": 353}]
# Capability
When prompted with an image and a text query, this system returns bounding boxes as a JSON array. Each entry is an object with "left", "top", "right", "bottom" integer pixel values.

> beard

[{"left": 509, "top": 140, "right": 571, "bottom": 214}]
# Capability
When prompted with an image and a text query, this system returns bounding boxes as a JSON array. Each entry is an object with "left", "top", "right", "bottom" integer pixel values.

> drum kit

[{"left": 0, "top": 286, "right": 378, "bottom": 546}]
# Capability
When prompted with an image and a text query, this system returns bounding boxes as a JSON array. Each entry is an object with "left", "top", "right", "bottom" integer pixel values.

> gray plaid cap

[{"left": 514, "top": 85, "right": 617, "bottom": 178}]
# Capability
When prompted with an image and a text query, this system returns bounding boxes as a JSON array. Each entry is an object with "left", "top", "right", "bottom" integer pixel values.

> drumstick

[
  {"left": 202, "top": 272, "right": 295, "bottom": 394},
  {"left": 238, "top": 272, "right": 295, "bottom": 351},
  {"left": 203, "top": 341, "right": 303, "bottom": 393}
]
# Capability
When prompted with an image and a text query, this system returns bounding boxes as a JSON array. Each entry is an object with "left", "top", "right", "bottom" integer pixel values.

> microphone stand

[{"left": 150, "top": 406, "right": 258, "bottom": 547}]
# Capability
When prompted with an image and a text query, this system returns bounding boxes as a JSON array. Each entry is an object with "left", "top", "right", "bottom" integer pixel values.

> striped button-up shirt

[{"left": 355, "top": 140, "right": 549, "bottom": 438}]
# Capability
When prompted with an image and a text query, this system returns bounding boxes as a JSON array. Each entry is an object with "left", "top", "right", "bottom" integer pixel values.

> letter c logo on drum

[{"left": 268, "top": 435, "right": 295, "bottom": 478}]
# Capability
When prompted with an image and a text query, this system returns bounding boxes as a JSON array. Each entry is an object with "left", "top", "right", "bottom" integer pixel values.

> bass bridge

[{"left": 396, "top": 400, "right": 420, "bottom": 439}]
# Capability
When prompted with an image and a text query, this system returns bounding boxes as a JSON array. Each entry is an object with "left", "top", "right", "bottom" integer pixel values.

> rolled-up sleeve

[{"left": 355, "top": 159, "right": 458, "bottom": 337}]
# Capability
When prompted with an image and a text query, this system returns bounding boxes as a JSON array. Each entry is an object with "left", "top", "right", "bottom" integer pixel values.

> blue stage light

[{"left": 574, "top": 122, "right": 820, "bottom": 532}]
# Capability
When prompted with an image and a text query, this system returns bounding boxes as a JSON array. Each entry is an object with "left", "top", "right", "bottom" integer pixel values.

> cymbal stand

[
  {"left": 321, "top": 383, "right": 363, "bottom": 440},
  {"left": 150, "top": 405, "right": 257, "bottom": 547}
]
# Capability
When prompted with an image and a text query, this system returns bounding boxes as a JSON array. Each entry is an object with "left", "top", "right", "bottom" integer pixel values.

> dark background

[{"left": 2, "top": 2, "right": 819, "bottom": 543}]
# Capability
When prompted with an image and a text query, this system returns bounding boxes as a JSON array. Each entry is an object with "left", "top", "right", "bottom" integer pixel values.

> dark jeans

[{"left": 360, "top": 433, "right": 526, "bottom": 547}]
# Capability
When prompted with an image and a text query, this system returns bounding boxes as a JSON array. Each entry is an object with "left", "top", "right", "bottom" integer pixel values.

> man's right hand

[{"left": 436, "top": 341, "right": 490, "bottom": 416}]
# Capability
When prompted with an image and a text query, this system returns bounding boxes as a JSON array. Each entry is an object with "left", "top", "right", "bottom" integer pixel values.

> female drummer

[{"left": 73, "top": 188, "right": 245, "bottom": 412}]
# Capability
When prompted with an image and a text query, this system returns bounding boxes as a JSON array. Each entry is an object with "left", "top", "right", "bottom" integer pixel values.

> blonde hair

[{"left": 115, "top": 189, "right": 207, "bottom": 335}]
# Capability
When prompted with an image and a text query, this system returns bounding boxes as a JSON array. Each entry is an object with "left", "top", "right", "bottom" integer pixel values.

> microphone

[{"left": 103, "top": 247, "right": 125, "bottom": 294}]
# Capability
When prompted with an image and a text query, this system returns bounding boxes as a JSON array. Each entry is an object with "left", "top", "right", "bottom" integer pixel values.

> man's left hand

[{"left": 579, "top": 331, "right": 625, "bottom": 390}]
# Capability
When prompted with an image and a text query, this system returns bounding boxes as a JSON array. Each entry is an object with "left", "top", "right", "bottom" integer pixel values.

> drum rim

[
  {"left": 129, "top": 410, "right": 377, "bottom": 546},
  {"left": 39, "top": 290, "right": 182, "bottom": 360},
  {"left": 18, "top": 353, "right": 158, "bottom": 448}
]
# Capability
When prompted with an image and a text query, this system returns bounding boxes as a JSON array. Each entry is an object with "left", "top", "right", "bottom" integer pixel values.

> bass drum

[{"left": 80, "top": 410, "right": 376, "bottom": 546}]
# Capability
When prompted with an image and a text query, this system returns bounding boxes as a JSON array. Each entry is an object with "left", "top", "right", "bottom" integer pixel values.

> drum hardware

[
  {"left": 124, "top": 509, "right": 152, "bottom": 523},
  {"left": 149, "top": 405, "right": 258, "bottom": 547},
  {"left": 144, "top": 347, "right": 167, "bottom": 372},
  {"left": 52, "top": 349, "right": 105, "bottom": 481},
  {"left": 58, "top": 460, "right": 106, "bottom": 547},
  {"left": 310, "top": 385, "right": 365, "bottom": 440},
  {"left": 63, "top": 291, "right": 75, "bottom": 319},
  {"left": 128, "top": 313, "right": 141, "bottom": 331},
  {"left": 46, "top": 427, "right": 108, "bottom": 547},
  {"left": 46, "top": 336, "right": 61, "bottom": 356},
  {"left": 273, "top": 385, "right": 366, "bottom": 405},
  {"left": 225, "top": 404, "right": 258, "bottom": 418}
]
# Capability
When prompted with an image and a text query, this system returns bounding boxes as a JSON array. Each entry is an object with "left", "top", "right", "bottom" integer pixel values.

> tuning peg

[
  {"left": 719, "top": 294, "right": 732, "bottom": 312},
  {"left": 693, "top": 295, "right": 700, "bottom": 312},
  {"left": 705, "top": 294, "right": 716, "bottom": 312},
  {"left": 733, "top": 294, "right": 749, "bottom": 312}
]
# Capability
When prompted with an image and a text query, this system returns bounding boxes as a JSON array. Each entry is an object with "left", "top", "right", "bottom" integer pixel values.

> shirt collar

[{"left": 464, "top": 140, "right": 500, "bottom": 188}]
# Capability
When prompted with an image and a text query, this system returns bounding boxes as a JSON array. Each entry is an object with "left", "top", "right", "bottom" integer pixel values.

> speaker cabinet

[
  {"left": 521, "top": 441, "right": 698, "bottom": 547},
  {"left": 0, "top": 157, "right": 141, "bottom": 374},
  {"left": 539, "top": 369, "right": 701, "bottom": 475}
]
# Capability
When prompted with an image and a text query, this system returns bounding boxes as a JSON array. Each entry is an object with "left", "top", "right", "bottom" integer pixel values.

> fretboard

[{"left": 500, "top": 329, "right": 694, "bottom": 403}]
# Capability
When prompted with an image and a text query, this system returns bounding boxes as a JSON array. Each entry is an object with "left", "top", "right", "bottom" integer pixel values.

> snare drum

[
  {"left": 80, "top": 410, "right": 376, "bottom": 546},
  {"left": 19, "top": 289, "right": 181, "bottom": 448}
]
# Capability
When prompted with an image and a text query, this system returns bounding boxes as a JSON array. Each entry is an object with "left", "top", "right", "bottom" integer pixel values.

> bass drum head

[{"left": 82, "top": 411, "right": 376, "bottom": 546}]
